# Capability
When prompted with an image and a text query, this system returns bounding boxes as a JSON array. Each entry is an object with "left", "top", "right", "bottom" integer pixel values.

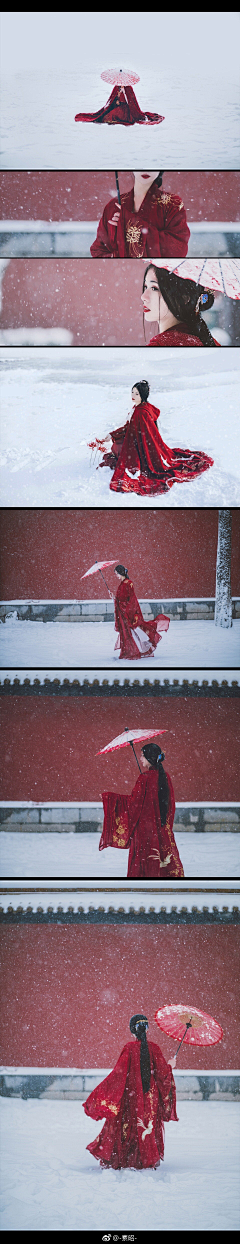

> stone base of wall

[
  {"left": 0, "top": 804, "right": 239, "bottom": 832},
  {"left": 1, "top": 227, "right": 240, "bottom": 259},
  {"left": 1, "top": 599, "right": 240, "bottom": 624},
  {"left": 0, "top": 1071, "right": 239, "bottom": 1101}
]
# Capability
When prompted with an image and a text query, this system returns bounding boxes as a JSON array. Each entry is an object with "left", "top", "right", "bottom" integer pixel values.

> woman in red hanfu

[
  {"left": 90, "top": 171, "right": 190, "bottom": 258},
  {"left": 99, "top": 742, "right": 184, "bottom": 879},
  {"left": 83, "top": 1013, "right": 178, "bottom": 1170},
  {"left": 142, "top": 264, "right": 221, "bottom": 347},
  {"left": 75, "top": 85, "right": 164, "bottom": 127},
  {"left": 113, "top": 564, "right": 170, "bottom": 660},
  {"left": 94, "top": 378, "right": 214, "bottom": 497}
]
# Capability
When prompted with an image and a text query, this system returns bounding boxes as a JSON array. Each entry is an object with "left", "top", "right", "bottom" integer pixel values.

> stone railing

[
  {"left": 0, "top": 803, "right": 239, "bottom": 833},
  {"left": 0, "top": 1069, "right": 239, "bottom": 1100},
  {"left": 0, "top": 221, "right": 240, "bottom": 257},
  {"left": 1, "top": 598, "right": 240, "bottom": 624}
]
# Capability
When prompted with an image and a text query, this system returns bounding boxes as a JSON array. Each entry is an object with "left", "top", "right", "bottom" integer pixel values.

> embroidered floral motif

[
  {"left": 101, "top": 1099, "right": 119, "bottom": 1115},
  {"left": 158, "top": 193, "right": 172, "bottom": 205},
  {"left": 126, "top": 222, "right": 145, "bottom": 256},
  {"left": 126, "top": 223, "right": 142, "bottom": 244},
  {"left": 113, "top": 814, "right": 129, "bottom": 848}
]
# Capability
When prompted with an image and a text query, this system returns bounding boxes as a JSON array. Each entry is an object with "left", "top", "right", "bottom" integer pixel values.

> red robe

[
  {"left": 90, "top": 185, "right": 190, "bottom": 258},
  {"left": 75, "top": 85, "right": 164, "bottom": 126},
  {"left": 114, "top": 577, "right": 170, "bottom": 659},
  {"left": 99, "top": 767, "right": 184, "bottom": 879},
  {"left": 83, "top": 1038, "right": 178, "bottom": 1169},
  {"left": 149, "top": 323, "right": 221, "bottom": 347},
  {"left": 99, "top": 400, "right": 214, "bottom": 496}
]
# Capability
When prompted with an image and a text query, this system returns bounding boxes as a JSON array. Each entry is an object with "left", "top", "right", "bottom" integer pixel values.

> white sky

[{"left": 1, "top": 12, "right": 239, "bottom": 75}]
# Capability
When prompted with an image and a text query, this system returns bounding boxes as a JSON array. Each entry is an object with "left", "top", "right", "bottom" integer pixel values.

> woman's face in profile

[
  {"left": 131, "top": 386, "right": 142, "bottom": 406},
  {"left": 141, "top": 752, "right": 151, "bottom": 770},
  {"left": 141, "top": 267, "right": 172, "bottom": 328}
]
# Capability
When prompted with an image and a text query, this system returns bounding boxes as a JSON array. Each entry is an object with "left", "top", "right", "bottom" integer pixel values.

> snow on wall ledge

[
  {"left": 0, "top": 670, "right": 239, "bottom": 694},
  {"left": 0, "top": 884, "right": 239, "bottom": 918}
]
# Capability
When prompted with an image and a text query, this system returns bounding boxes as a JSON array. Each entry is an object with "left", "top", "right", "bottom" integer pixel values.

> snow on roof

[
  {"left": 0, "top": 884, "right": 239, "bottom": 915},
  {"left": 0, "top": 670, "right": 239, "bottom": 689}
]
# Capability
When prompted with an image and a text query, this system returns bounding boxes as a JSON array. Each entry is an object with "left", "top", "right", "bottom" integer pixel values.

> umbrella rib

[{"left": 219, "top": 259, "right": 226, "bottom": 295}]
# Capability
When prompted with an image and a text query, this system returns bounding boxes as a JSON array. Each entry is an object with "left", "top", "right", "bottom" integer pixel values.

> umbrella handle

[
  {"left": 99, "top": 569, "right": 113, "bottom": 599},
  {"left": 129, "top": 740, "right": 142, "bottom": 772},
  {"left": 175, "top": 1019, "right": 192, "bottom": 1059},
  {"left": 115, "top": 172, "right": 121, "bottom": 206}
]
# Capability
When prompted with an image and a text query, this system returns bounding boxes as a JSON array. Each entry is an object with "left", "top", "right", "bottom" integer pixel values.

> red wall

[
  {"left": 0, "top": 694, "right": 238, "bottom": 801},
  {"left": 1, "top": 508, "right": 239, "bottom": 600},
  {"left": 0, "top": 171, "right": 239, "bottom": 222},
  {"left": 1, "top": 259, "right": 239, "bottom": 345},
  {"left": 0, "top": 923, "right": 239, "bottom": 1068},
  {"left": 0, "top": 259, "right": 144, "bottom": 345}
]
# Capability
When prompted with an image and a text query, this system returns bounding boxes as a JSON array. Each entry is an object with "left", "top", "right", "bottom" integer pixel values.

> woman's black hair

[
  {"left": 132, "top": 380, "right": 149, "bottom": 402},
  {"left": 115, "top": 564, "right": 129, "bottom": 578},
  {"left": 143, "top": 264, "right": 217, "bottom": 347},
  {"left": 130, "top": 1013, "right": 151, "bottom": 1093},
  {"left": 154, "top": 171, "right": 164, "bottom": 187},
  {"left": 141, "top": 741, "right": 169, "bottom": 826}
]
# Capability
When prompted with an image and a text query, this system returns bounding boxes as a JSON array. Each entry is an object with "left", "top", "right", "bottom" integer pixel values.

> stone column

[{"left": 214, "top": 509, "right": 232, "bottom": 628}]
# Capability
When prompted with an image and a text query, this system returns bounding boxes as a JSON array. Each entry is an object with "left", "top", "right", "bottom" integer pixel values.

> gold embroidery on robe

[
  {"left": 101, "top": 1099, "right": 119, "bottom": 1114},
  {"left": 126, "top": 223, "right": 145, "bottom": 257},
  {"left": 158, "top": 193, "right": 172, "bottom": 205},
  {"left": 112, "top": 814, "right": 129, "bottom": 848},
  {"left": 163, "top": 814, "right": 184, "bottom": 876}
]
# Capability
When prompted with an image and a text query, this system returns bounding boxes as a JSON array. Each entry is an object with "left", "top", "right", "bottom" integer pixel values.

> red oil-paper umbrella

[
  {"left": 144, "top": 258, "right": 240, "bottom": 299},
  {"left": 80, "top": 559, "right": 117, "bottom": 598},
  {"left": 101, "top": 69, "right": 140, "bottom": 86},
  {"left": 97, "top": 726, "right": 166, "bottom": 772},
  {"left": 155, "top": 1004, "right": 223, "bottom": 1060}
]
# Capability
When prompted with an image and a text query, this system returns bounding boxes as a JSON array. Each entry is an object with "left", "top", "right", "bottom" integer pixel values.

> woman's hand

[
  {"left": 168, "top": 1056, "right": 177, "bottom": 1070},
  {"left": 108, "top": 202, "right": 121, "bottom": 226}
]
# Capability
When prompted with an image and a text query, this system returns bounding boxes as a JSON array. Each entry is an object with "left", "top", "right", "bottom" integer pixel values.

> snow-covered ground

[
  {"left": 0, "top": 618, "right": 239, "bottom": 668},
  {"left": 1, "top": 1098, "right": 239, "bottom": 1231},
  {"left": 1, "top": 830, "right": 239, "bottom": 879},
  {"left": 0, "top": 9, "right": 239, "bottom": 171},
  {"left": 0, "top": 348, "right": 239, "bottom": 506}
]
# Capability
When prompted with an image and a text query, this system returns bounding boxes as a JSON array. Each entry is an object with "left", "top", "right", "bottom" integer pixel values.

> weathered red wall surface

[
  {"left": 0, "top": 171, "right": 239, "bottom": 221},
  {"left": 1, "top": 508, "right": 239, "bottom": 600},
  {"left": 2, "top": 259, "right": 238, "bottom": 346},
  {"left": 0, "top": 259, "right": 144, "bottom": 345},
  {"left": 0, "top": 694, "right": 238, "bottom": 801},
  {"left": 0, "top": 924, "right": 239, "bottom": 1068}
]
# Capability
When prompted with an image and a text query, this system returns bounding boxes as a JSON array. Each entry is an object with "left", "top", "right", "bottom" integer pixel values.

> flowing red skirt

[
  {"left": 75, "top": 85, "right": 164, "bottom": 126},
  {"left": 84, "top": 1040, "right": 178, "bottom": 1169},
  {"left": 101, "top": 402, "right": 214, "bottom": 496},
  {"left": 114, "top": 577, "right": 170, "bottom": 659}
]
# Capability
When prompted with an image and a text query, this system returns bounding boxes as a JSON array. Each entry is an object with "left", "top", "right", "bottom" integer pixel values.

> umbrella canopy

[
  {"left": 144, "top": 258, "right": 240, "bottom": 300},
  {"left": 101, "top": 69, "right": 140, "bottom": 85},
  {"left": 80, "top": 560, "right": 116, "bottom": 580},
  {"left": 97, "top": 727, "right": 166, "bottom": 756},
  {"left": 155, "top": 1004, "right": 223, "bottom": 1048}
]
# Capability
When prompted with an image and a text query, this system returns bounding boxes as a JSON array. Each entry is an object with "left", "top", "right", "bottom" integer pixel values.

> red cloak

[
  {"left": 99, "top": 767, "right": 184, "bottom": 879},
  {"left": 75, "top": 85, "right": 164, "bottom": 126},
  {"left": 114, "top": 577, "right": 170, "bottom": 659},
  {"left": 148, "top": 323, "right": 221, "bottom": 347},
  {"left": 99, "top": 399, "right": 214, "bottom": 496},
  {"left": 90, "top": 185, "right": 190, "bottom": 258},
  {"left": 83, "top": 1038, "right": 178, "bottom": 1168}
]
